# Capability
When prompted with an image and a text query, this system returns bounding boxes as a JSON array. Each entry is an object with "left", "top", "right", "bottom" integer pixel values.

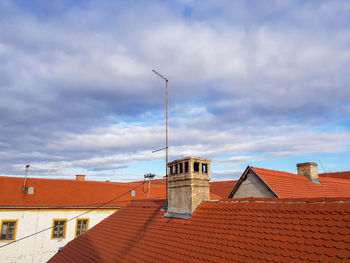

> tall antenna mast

[
  {"left": 23, "top": 164, "right": 30, "bottom": 192},
  {"left": 152, "top": 69, "right": 169, "bottom": 204}
]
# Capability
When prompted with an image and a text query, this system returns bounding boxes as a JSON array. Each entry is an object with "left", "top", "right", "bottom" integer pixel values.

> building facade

[
  {"left": 1, "top": 208, "right": 117, "bottom": 262},
  {"left": 0, "top": 175, "right": 165, "bottom": 263}
]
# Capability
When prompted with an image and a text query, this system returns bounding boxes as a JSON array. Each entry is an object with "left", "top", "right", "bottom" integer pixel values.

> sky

[{"left": 0, "top": 0, "right": 350, "bottom": 182}]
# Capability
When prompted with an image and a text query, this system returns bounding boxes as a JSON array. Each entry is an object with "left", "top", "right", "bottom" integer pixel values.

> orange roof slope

[
  {"left": 49, "top": 198, "right": 350, "bottom": 263},
  {"left": 319, "top": 171, "right": 350, "bottom": 180},
  {"left": 252, "top": 167, "right": 350, "bottom": 198},
  {"left": 210, "top": 180, "right": 237, "bottom": 200},
  {"left": 0, "top": 176, "right": 165, "bottom": 207},
  {"left": 0, "top": 176, "right": 236, "bottom": 207}
]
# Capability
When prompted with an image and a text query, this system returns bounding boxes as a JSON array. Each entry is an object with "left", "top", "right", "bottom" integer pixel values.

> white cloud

[{"left": 0, "top": 0, "right": 350, "bottom": 179}]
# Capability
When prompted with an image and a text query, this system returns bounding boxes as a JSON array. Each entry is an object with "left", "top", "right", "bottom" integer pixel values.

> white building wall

[{"left": 0, "top": 208, "right": 118, "bottom": 263}]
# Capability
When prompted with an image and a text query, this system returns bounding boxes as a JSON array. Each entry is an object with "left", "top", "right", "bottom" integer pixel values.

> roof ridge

[
  {"left": 0, "top": 176, "right": 145, "bottom": 185},
  {"left": 251, "top": 167, "right": 298, "bottom": 176},
  {"left": 320, "top": 170, "right": 350, "bottom": 174}
]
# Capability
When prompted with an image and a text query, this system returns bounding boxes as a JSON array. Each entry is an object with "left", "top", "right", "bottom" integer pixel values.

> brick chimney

[
  {"left": 297, "top": 162, "right": 320, "bottom": 184},
  {"left": 165, "top": 157, "right": 211, "bottom": 219},
  {"left": 76, "top": 175, "right": 86, "bottom": 181}
]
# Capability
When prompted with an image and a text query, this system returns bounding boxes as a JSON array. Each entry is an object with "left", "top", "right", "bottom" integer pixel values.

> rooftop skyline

[{"left": 1, "top": 0, "right": 350, "bottom": 182}]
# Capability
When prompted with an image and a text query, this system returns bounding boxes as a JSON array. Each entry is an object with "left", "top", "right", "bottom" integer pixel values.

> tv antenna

[
  {"left": 152, "top": 69, "right": 169, "bottom": 204},
  {"left": 144, "top": 173, "right": 155, "bottom": 199},
  {"left": 23, "top": 164, "right": 30, "bottom": 192}
]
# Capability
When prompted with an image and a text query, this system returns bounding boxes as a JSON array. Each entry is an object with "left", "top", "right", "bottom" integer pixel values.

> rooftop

[
  {"left": 319, "top": 171, "right": 350, "bottom": 180},
  {"left": 0, "top": 176, "right": 235, "bottom": 208},
  {"left": 0, "top": 176, "right": 165, "bottom": 208},
  {"left": 249, "top": 167, "right": 350, "bottom": 198},
  {"left": 49, "top": 197, "right": 350, "bottom": 262}
]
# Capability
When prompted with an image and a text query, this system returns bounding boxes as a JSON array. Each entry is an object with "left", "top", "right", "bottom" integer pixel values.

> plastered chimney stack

[
  {"left": 76, "top": 175, "right": 86, "bottom": 181},
  {"left": 165, "top": 157, "right": 211, "bottom": 219}
]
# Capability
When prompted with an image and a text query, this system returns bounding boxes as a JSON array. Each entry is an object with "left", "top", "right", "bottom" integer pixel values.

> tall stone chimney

[
  {"left": 297, "top": 162, "right": 320, "bottom": 184},
  {"left": 165, "top": 157, "right": 211, "bottom": 219},
  {"left": 76, "top": 174, "right": 86, "bottom": 181}
]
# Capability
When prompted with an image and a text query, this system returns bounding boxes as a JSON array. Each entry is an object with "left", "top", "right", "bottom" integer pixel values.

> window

[
  {"left": 76, "top": 219, "right": 89, "bottom": 237},
  {"left": 1, "top": 220, "right": 17, "bottom": 240},
  {"left": 52, "top": 220, "right": 67, "bottom": 239}
]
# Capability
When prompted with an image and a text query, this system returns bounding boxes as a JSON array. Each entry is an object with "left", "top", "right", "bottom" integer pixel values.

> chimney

[
  {"left": 76, "top": 175, "right": 86, "bottom": 181},
  {"left": 297, "top": 162, "right": 320, "bottom": 184},
  {"left": 165, "top": 157, "right": 211, "bottom": 219}
]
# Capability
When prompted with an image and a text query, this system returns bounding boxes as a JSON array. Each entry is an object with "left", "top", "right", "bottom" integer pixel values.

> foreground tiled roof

[
  {"left": 0, "top": 176, "right": 165, "bottom": 207},
  {"left": 252, "top": 167, "right": 350, "bottom": 198},
  {"left": 49, "top": 198, "right": 350, "bottom": 263}
]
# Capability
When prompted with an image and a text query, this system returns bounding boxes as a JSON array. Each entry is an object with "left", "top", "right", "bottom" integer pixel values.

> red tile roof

[
  {"left": 0, "top": 176, "right": 165, "bottom": 207},
  {"left": 210, "top": 180, "right": 237, "bottom": 200},
  {"left": 319, "top": 171, "right": 350, "bottom": 180},
  {"left": 49, "top": 198, "right": 350, "bottom": 262},
  {"left": 0, "top": 177, "right": 234, "bottom": 207},
  {"left": 252, "top": 167, "right": 350, "bottom": 198}
]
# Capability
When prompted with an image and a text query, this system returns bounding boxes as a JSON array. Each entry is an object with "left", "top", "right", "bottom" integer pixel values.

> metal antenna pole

[
  {"left": 152, "top": 69, "right": 169, "bottom": 205},
  {"left": 23, "top": 164, "right": 30, "bottom": 192},
  {"left": 166, "top": 78, "right": 168, "bottom": 196}
]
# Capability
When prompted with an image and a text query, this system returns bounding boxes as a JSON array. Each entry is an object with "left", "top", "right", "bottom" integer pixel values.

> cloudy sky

[{"left": 1, "top": 0, "right": 350, "bottom": 182}]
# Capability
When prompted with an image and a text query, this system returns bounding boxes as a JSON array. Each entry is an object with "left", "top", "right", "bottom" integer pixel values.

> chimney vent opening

[
  {"left": 202, "top": 163, "right": 208, "bottom": 173},
  {"left": 194, "top": 162, "right": 199, "bottom": 172},
  {"left": 185, "top": 162, "right": 189, "bottom": 173}
]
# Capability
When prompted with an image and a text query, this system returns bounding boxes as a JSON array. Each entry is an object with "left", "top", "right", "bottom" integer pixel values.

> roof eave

[{"left": 228, "top": 166, "right": 251, "bottom": 198}]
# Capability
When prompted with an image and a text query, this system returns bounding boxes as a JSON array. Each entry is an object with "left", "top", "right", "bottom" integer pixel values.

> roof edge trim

[{"left": 228, "top": 166, "right": 250, "bottom": 198}]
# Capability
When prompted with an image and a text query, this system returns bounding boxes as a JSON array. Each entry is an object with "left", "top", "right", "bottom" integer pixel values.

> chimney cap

[
  {"left": 76, "top": 174, "right": 86, "bottom": 181},
  {"left": 297, "top": 162, "right": 317, "bottom": 167}
]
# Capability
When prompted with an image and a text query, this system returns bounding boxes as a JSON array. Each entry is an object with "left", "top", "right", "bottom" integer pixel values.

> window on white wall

[
  {"left": 52, "top": 220, "right": 67, "bottom": 239},
  {"left": 1, "top": 220, "right": 17, "bottom": 240},
  {"left": 76, "top": 219, "right": 89, "bottom": 237}
]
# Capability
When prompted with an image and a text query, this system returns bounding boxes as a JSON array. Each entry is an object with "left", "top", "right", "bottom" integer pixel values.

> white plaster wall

[{"left": 0, "top": 208, "right": 117, "bottom": 263}]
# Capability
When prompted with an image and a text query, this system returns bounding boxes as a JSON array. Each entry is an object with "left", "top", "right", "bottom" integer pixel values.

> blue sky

[{"left": 0, "top": 0, "right": 350, "bottom": 181}]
